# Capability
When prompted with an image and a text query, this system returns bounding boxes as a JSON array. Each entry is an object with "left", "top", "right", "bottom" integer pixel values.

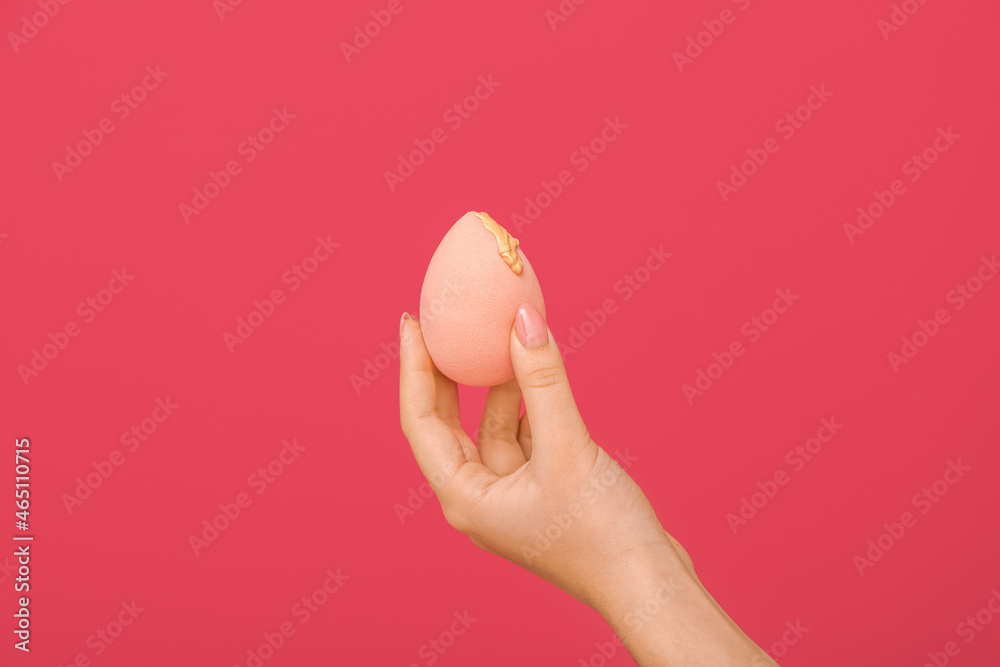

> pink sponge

[{"left": 419, "top": 212, "right": 545, "bottom": 386}]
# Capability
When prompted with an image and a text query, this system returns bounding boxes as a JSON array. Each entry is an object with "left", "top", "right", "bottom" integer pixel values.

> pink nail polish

[{"left": 515, "top": 303, "right": 547, "bottom": 348}]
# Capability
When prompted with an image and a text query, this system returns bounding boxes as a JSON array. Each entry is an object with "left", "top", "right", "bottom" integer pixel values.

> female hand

[{"left": 399, "top": 303, "right": 776, "bottom": 666}]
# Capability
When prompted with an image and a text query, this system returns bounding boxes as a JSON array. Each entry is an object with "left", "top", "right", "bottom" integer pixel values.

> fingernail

[
  {"left": 515, "top": 303, "right": 547, "bottom": 348},
  {"left": 400, "top": 312, "right": 410, "bottom": 337}
]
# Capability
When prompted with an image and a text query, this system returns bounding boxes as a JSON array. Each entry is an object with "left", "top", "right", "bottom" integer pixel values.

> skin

[{"left": 399, "top": 309, "right": 778, "bottom": 666}]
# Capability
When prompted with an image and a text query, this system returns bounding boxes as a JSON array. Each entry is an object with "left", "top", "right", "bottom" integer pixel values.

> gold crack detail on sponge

[{"left": 473, "top": 211, "right": 523, "bottom": 275}]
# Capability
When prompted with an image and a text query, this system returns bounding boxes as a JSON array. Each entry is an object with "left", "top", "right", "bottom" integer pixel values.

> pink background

[{"left": 2, "top": 0, "right": 999, "bottom": 665}]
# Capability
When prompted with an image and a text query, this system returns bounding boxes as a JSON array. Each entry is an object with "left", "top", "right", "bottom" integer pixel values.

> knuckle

[
  {"left": 522, "top": 364, "right": 565, "bottom": 389},
  {"left": 478, "top": 424, "right": 516, "bottom": 444},
  {"left": 400, "top": 414, "right": 420, "bottom": 441}
]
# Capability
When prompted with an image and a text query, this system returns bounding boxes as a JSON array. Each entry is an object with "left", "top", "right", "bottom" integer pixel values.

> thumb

[{"left": 510, "top": 303, "right": 590, "bottom": 462}]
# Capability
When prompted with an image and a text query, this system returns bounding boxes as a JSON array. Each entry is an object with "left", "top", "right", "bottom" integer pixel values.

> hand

[{"left": 399, "top": 303, "right": 777, "bottom": 666}]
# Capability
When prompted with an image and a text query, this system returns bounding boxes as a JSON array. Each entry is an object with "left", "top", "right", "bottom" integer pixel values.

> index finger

[{"left": 399, "top": 313, "right": 467, "bottom": 487}]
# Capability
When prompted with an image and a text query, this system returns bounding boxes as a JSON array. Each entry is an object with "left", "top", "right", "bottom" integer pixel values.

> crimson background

[{"left": 2, "top": 0, "right": 999, "bottom": 665}]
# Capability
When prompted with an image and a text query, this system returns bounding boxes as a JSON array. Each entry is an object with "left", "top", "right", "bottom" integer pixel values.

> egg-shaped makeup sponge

[{"left": 419, "top": 211, "right": 545, "bottom": 386}]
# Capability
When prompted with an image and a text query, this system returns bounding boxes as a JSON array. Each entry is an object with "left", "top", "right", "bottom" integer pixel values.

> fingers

[
  {"left": 433, "top": 364, "right": 461, "bottom": 429},
  {"left": 509, "top": 303, "right": 591, "bottom": 466},
  {"left": 478, "top": 378, "right": 526, "bottom": 475},
  {"left": 399, "top": 313, "right": 467, "bottom": 488}
]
